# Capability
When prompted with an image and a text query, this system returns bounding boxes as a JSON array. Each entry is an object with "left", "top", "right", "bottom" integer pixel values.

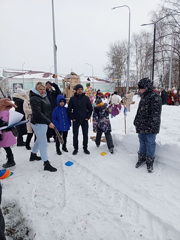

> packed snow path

[{"left": 1, "top": 96, "right": 180, "bottom": 240}]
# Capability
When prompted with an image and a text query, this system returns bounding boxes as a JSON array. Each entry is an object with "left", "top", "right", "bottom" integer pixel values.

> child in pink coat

[{"left": 0, "top": 110, "right": 16, "bottom": 168}]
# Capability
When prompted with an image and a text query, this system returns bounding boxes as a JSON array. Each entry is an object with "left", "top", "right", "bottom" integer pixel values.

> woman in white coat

[{"left": 23, "top": 94, "right": 34, "bottom": 150}]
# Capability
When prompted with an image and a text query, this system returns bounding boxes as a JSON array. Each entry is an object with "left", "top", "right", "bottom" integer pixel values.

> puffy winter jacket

[
  {"left": 134, "top": 78, "right": 162, "bottom": 134},
  {"left": 52, "top": 95, "right": 71, "bottom": 132},
  {"left": 30, "top": 89, "right": 52, "bottom": 125},
  {"left": 46, "top": 83, "right": 61, "bottom": 111},
  {"left": 67, "top": 93, "right": 92, "bottom": 122},
  {"left": 13, "top": 94, "right": 27, "bottom": 136},
  {"left": 93, "top": 103, "right": 111, "bottom": 133}
]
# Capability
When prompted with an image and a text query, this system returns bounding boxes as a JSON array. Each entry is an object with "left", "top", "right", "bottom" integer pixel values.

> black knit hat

[
  {"left": 138, "top": 78, "right": 153, "bottom": 90},
  {"left": 46, "top": 81, "right": 52, "bottom": 85},
  {"left": 75, "top": 84, "right": 83, "bottom": 91}
]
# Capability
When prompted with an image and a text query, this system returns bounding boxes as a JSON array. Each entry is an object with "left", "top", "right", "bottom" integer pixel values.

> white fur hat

[{"left": 17, "top": 88, "right": 26, "bottom": 96}]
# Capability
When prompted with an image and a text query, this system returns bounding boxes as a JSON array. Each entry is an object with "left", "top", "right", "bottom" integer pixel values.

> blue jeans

[
  {"left": 31, "top": 124, "right": 48, "bottom": 162},
  {"left": 138, "top": 133, "right": 157, "bottom": 158}
]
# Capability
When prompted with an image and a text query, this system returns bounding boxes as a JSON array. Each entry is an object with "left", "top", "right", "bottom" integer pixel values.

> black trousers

[
  {"left": 73, "top": 120, "right": 88, "bottom": 150},
  {"left": 56, "top": 131, "right": 68, "bottom": 149},
  {"left": 3, "top": 147, "right": 13, "bottom": 157},
  {"left": 95, "top": 131, "right": 114, "bottom": 149},
  {"left": 26, "top": 133, "right": 33, "bottom": 147}
]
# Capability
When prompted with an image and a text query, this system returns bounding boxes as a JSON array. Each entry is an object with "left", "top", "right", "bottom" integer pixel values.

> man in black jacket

[
  {"left": 68, "top": 84, "right": 92, "bottom": 155},
  {"left": 134, "top": 78, "right": 162, "bottom": 173},
  {"left": 46, "top": 81, "right": 61, "bottom": 142}
]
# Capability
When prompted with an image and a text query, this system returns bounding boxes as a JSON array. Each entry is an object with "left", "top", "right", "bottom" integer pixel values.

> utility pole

[{"left": 51, "top": 0, "right": 58, "bottom": 84}]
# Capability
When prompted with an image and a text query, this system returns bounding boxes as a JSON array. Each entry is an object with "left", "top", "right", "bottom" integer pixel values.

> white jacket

[{"left": 110, "top": 94, "right": 121, "bottom": 105}]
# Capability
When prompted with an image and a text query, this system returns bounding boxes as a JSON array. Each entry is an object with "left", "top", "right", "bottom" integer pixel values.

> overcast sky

[{"left": 0, "top": 0, "right": 164, "bottom": 78}]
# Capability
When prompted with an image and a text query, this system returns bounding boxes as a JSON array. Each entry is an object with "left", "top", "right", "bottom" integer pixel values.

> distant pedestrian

[
  {"left": 108, "top": 91, "right": 122, "bottom": 117},
  {"left": 134, "top": 78, "right": 162, "bottom": 173},
  {"left": 160, "top": 88, "right": 167, "bottom": 105},
  {"left": 109, "top": 91, "right": 121, "bottom": 105},
  {"left": 67, "top": 84, "right": 92, "bottom": 155},
  {"left": 125, "top": 91, "right": 134, "bottom": 112},
  {"left": 23, "top": 92, "right": 35, "bottom": 150}
]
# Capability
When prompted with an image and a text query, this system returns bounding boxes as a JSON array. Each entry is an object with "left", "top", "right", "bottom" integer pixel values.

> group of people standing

[
  {"left": 0, "top": 77, "right": 163, "bottom": 239},
  {"left": 0, "top": 78, "right": 162, "bottom": 174}
]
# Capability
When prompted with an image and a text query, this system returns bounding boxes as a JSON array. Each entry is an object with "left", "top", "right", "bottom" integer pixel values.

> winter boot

[
  {"left": 56, "top": 148, "right": 62, "bottom": 155},
  {"left": 62, "top": 145, "right": 68, "bottom": 152},
  {"left": 26, "top": 133, "right": 33, "bottom": 150},
  {"left": 17, "top": 135, "right": 26, "bottom": 146},
  {"left": 109, "top": 148, "right": 114, "bottom": 154},
  {"left": 3, "top": 155, "right": 16, "bottom": 168},
  {"left": 29, "top": 152, "right": 41, "bottom": 161},
  {"left": 84, "top": 148, "right": 90, "bottom": 154},
  {"left": 135, "top": 152, "right": 146, "bottom": 168},
  {"left": 44, "top": 161, "right": 57, "bottom": 172},
  {"left": 146, "top": 156, "right": 154, "bottom": 173},
  {"left": 72, "top": 149, "right": 78, "bottom": 155}
]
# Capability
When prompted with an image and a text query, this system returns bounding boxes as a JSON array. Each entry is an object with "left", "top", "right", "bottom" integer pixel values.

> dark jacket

[
  {"left": 46, "top": 83, "right": 61, "bottom": 111},
  {"left": 93, "top": 103, "right": 111, "bottom": 133},
  {"left": 30, "top": 89, "right": 52, "bottom": 125},
  {"left": 67, "top": 93, "right": 92, "bottom": 122},
  {"left": 161, "top": 90, "right": 167, "bottom": 105},
  {"left": 52, "top": 95, "right": 71, "bottom": 132},
  {"left": 134, "top": 78, "right": 162, "bottom": 134},
  {"left": 13, "top": 95, "right": 27, "bottom": 136}
]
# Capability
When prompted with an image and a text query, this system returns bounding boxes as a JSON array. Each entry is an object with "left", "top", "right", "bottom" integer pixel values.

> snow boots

[
  {"left": 72, "top": 149, "right": 78, "bottom": 155},
  {"left": 56, "top": 148, "right": 62, "bottom": 155},
  {"left": 2, "top": 155, "right": 16, "bottom": 168},
  {"left": 62, "top": 145, "right": 68, "bottom": 152},
  {"left": 17, "top": 135, "right": 25, "bottom": 147},
  {"left": 135, "top": 152, "right": 146, "bottom": 168},
  {"left": 44, "top": 161, "right": 57, "bottom": 172},
  {"left": 135, "top": 153, "right": 154, "bottom": 173},
  {"left": 84, "top": 148, "right": 90, "bottom": 154},
  {"left": 29, "top": 152, "right": 41, "bottom": 161},
  {"left": 146, "top": 156, "right": 154, "bottom": 173},
  {"left": 109, "top": 148, "right": 114, "bottom": 154},
  {"left": 26, "top": 133, "right": 33, "bottom": 150}
]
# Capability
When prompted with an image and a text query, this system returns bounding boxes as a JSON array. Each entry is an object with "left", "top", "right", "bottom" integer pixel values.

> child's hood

[{"left": 57, "top": 94, "right": 66, "bottom": 106}]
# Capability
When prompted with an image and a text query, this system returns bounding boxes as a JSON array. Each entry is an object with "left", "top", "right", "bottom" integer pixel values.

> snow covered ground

[{"left": 1, "top": 95, "right": 180, "bottom": 240}]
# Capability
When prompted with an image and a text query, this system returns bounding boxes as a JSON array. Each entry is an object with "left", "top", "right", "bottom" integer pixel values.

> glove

[
  {"left": 0, "top": 121, "right": 8, "bottom": 128},
  {"left": 2, "top": 127, "right": 18, "bottom": 137}
]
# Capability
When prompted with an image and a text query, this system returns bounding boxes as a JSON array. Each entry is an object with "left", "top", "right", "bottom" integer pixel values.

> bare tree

[
  {"left": 104, "top": 41, "right": 127, "bottom": 79},
  {"left": 151, "top": 0, "right": 180, "bottom": 88},
  {"left": 131, "top": 31, "right": 153, "bottom": 81}
]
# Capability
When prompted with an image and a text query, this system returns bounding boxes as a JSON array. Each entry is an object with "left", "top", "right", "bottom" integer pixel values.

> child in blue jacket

[{"left": 52, "top": 95, "right": 71, "bottom": 155}]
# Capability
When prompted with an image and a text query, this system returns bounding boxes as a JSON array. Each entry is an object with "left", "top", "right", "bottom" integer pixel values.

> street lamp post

[
  {"left": 51, "top": 0, "right": 58, "bottom": 84},
  {"left": 85, "top": 63, "right": 94, "bottom": 90},
  {"left": 141, "top": 22, "right": 156, "bottom": 84},
  {"left": 112, "top": 5, "right": 131, "bottom": 93},
  {"left": 141, "top": 16, "right": 168, "bottom": 85}
]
